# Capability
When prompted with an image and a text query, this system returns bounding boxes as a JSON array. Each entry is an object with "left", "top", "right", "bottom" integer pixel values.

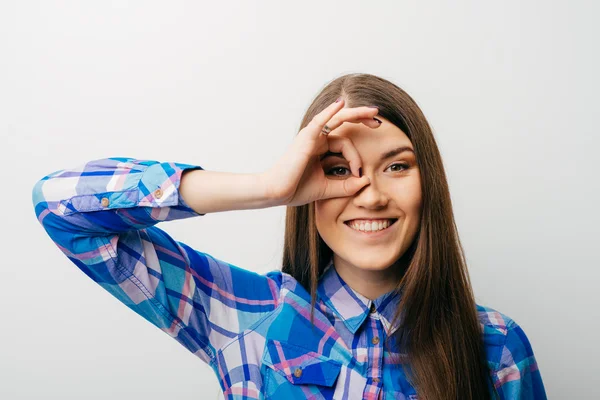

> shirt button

[
  {"left": 293, "top": 368, "right": 302, "bottom": 378},
  {"left": 372, "top": 336, "right": 380, "bottom": 345},
  {"left": 373, "top": 377, "right": 381, "bottom": 383},
  {"left": 154, "top": 188, "right": 163, "bottom": 199},
  {"left": 101, "top": 197, "right": 109, "bottom": 207}
]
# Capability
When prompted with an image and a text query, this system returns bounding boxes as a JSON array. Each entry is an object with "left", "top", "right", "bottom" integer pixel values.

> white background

[{"left": 2, "top": 1, "right": 598, "bottom": 399}]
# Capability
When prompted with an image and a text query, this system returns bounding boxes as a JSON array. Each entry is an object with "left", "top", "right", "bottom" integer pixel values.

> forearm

[{"left": 179, "top": 169, "right": 278, "bottom": 214}]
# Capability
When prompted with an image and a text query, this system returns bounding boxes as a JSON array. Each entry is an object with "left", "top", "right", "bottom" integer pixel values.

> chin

[{"left": 338, "top": 252, "right": 401, "bottom": 272}]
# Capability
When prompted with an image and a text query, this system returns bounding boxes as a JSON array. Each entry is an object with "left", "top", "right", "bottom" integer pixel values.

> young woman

[{"left": 33, "top": 73, "right": 547, "bottom": 399}]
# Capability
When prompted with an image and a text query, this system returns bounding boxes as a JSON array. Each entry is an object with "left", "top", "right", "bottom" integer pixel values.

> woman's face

[{"left": 315, "top": 116, "right": 423, "bottom": 277}]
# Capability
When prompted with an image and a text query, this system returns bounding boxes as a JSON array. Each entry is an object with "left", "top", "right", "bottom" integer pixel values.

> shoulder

[
  {"left": 262, "top": 270, "right": 312, "bottom": 306},
  {"left": 476, "top": 304, "right": 547, "bottom": 397},
  {"left": 476, "top": 303, "right": 534, "bottom": 349},
  {"left": 475, "top": 303, "right": 535, "bottom": 366},
  {"left": 268, "top": 271, "right": 309, "bottom": 294},
  {"left": 476, "top": 304, "right": 515, "bottom": 337}
]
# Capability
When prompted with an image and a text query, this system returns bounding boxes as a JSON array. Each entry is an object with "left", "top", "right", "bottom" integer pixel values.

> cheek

[
  {"left": 315, "top": 199, "right": 344, "bottom": 232},
  {"left": 411, "top": 179, "right": 423, "bottom": 213},
  {"left": 389, "top": 188, "right": 421, "bottom": 211},
  {"left": 390, "top": 175, "right": 422, "bottom": 211}
]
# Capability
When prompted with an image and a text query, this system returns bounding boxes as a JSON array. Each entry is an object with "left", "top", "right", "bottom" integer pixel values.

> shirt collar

[{"left": 317, "top": 258, "right": 403, "bottom": 335}]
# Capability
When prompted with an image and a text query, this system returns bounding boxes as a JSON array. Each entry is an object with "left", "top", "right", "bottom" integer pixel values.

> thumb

[{"left": 323, "top": 176, "right": 370, "bottom": 199}]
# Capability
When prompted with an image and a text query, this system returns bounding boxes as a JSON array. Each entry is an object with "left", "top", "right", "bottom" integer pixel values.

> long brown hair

[{"left": 282, "top": 73, "right": 497, "bottom": 399}]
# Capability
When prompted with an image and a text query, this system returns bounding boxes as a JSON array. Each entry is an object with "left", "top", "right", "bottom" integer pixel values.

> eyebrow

[{"left": 319, "top": 146, "right": 415, "bottom": 161}]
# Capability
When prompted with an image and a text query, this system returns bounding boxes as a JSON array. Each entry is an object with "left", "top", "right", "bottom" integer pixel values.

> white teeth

[{"left": 349, "top": 219, "right": 394, "bottom": 232}]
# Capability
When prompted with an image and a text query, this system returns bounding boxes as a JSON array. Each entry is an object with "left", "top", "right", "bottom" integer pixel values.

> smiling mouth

[{"left": 344, "top": 218, "right": 398, "bottom": 233}]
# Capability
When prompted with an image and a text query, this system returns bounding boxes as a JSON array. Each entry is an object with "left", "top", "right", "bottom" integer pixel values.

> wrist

[{"left": 256, "top": 171, "right": 286, "bottom": 208}]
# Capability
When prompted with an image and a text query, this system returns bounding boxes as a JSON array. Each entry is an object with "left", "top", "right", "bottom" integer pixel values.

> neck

[{"left": 332, "top": 255, "right": 407, "bottom": 300}]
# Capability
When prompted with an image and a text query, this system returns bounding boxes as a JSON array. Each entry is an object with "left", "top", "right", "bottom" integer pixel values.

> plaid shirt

[{"left": 32, "top": 157, "right": 547, "bottom": 399}]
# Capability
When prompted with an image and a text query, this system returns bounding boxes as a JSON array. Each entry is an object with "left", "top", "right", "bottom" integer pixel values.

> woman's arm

[
  {"left": 32, "top": 101, "right": 380, "bottom": 366},
  {"left": 32, "top": 157, "right": 282, "bottom": 364},
  {"left": 179, "top": 169, "right": 278, "bottom": 214}
]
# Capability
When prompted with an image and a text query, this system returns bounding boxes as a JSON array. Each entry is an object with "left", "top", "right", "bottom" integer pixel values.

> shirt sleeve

[
  {"left": 32, "top": 157, "right": 282, "bottom": 364},
  {"left": 493, "top": 319, "right": 548, "bottom": 399}
]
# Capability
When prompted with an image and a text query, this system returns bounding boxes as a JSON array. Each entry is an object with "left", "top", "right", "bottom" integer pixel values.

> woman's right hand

[{"left": 261, "top": 98, "right": 381, "bottom": 207}]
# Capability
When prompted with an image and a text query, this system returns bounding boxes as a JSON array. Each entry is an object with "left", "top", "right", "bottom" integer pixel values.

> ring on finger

[{"left": 321, "top": 124, "right": 332, "bottom": 135}]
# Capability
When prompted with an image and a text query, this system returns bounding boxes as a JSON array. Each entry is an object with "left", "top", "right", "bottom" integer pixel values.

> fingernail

[
  {"left": 335, "top": 97, "right": 343, "bottom": 103},
  {"left": 367, "top": 106, "right": 379, "bottom": 110},
  {"left": 373, "top": 117, "right": 382, "bottom": 124}
]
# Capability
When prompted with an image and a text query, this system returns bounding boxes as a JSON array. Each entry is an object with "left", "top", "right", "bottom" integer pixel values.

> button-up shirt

[{"left": 32, "top": 157, "right": 548, "bottom": 399}]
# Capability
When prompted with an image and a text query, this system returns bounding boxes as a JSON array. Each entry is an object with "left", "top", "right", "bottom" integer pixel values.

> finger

[
  {"left": 326, "top": 136, "right": 362, "bottom": 178},
  {"left": 304, "top": 98, "right": 346, "bottom": 138},
  {"left": 323, "top": 175, "right": 370, "bottom": 200},
  {"left": 286, "top": 101, "right": 346, "bottom": 170},
  {"left": 356, "top": 117, "right": 382, "bottom": 129},
  {"left": 323, "top": 106, "right": 380, "bottom": 133}
]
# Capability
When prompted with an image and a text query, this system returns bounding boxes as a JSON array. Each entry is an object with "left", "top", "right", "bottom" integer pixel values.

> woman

[{"left": 32, "top": 73, "right": 547, "bottom": 399}]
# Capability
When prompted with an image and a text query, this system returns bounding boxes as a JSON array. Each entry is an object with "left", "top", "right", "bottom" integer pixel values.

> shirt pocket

[{"left": 261, "top": 339, "right": 342, "bottom": 398}]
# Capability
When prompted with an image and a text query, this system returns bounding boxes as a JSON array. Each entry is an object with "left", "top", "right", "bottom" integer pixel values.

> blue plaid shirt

[{"left": 32, "top": 157, "right": 547, "bottom": 399}]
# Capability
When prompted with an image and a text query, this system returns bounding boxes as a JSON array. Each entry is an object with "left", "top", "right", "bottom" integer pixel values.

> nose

[{"left": 352, "top": 175, "right": 389, "bottom": 209}]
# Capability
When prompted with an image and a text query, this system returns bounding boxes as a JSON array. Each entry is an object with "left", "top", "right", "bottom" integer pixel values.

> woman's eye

[
  {"left": 325, "top": 166, "right": 351, "bottom": 177},
  {"left": 386, "top": 162, "right": 409, "bottom": 172},
  {"left": 325, "top": 163, "right": 409, "bottom": 177}
]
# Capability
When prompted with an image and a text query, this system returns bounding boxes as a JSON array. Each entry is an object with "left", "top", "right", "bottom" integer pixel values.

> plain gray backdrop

[{"left": 2, "top": 1, "right": 598, "bottom": 399}]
